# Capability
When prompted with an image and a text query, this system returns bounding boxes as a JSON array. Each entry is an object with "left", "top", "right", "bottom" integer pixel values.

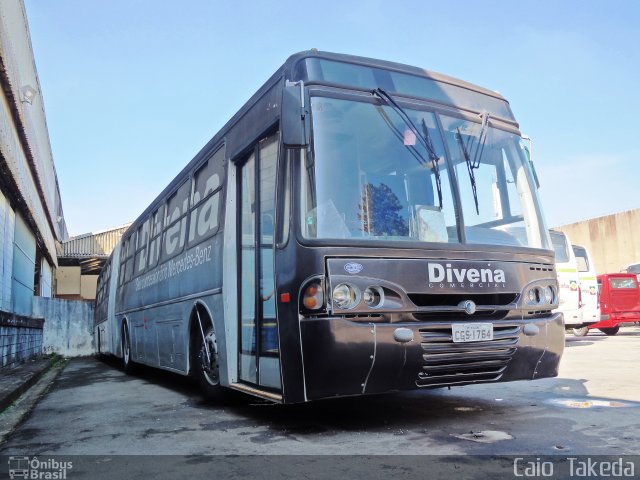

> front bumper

[
  {"left": 558, "top": 307, "right": 596, "bottom": 328},
  {"left": 589, "top": 312, "right": 640, "bottom": 329},
  {"left": 300, "top": 313, "right": 564, "bottom": 401}
]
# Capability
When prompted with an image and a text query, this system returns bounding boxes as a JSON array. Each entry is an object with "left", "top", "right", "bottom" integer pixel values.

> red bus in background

[{"left": 586, "top": 273, "right": 640, "bottom": 336}]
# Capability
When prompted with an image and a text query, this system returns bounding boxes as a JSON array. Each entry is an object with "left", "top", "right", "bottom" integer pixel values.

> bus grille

[
  {"left": 416, "top": 324, "right": 521, "bottom": 387},
  {"left": 412, "top": 310, "right": 509, "bottom": 321},
  {"left": 408, "top": 292, "right": 518, "bottom": 307}
]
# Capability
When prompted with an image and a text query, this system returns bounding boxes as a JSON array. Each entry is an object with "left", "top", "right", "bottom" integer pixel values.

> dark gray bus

[{"left": 94, "top": 51, "right": 564, "bottom": 403}]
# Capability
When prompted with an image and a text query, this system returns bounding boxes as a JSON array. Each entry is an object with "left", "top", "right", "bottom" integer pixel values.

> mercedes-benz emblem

[{"left": 458, "top": 300, "right": 477, "bottom": 315}]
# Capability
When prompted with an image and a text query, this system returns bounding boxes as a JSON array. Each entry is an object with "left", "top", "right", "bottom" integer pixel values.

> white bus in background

[
  {"left": 623, "top": 262, "right": 640, "bottom": 282},
  {"left": 549, "top": 230, "right": 584, "bottom": 333},
  {"left": 571, "top": 244, "right": 600, "bottom": 336}
]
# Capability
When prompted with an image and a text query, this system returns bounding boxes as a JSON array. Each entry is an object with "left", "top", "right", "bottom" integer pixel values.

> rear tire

[
  {"left": 572, "top": 326, "right": 589, "bottom": 337},
  {"left": 599, "top": 326, "right": 620, "bottom": 336},
  {"left": 194, "top": 322, "right": 225, "bottom": 401},
  {"left": 122, "top": 323, "right": 135, "bottom": 373},
  {"left": 96, "top": 328, "right": 103, "bottom": 357}
]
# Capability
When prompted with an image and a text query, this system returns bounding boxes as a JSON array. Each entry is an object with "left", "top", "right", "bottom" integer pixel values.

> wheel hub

[{"left": 200, "top": 330, "right": 219, "bottom": 383}]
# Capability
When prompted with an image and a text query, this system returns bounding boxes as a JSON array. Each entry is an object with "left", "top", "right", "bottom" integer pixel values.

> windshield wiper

[
  {"left": 455, "top": 111, "right": 491, "bottom": 215},
  {"left": 372, "top": 88, "right": 443, "bottom": 209}
]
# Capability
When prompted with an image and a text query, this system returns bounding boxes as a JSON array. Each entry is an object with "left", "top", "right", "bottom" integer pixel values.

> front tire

[
  {"left": 572, "top": 326, "right": 589, "bottom": 337},
  {"left": 194, "top": 323, "right": 225, "bottom": 401},
  {"left": 599, "top": 326, "right": 620, "bottom": 336}
]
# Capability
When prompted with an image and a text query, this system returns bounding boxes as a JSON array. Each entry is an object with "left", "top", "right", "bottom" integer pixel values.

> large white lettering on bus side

[
  {"left": 165, "top": 197, "right": 189, "bottom": 256},
  {"left": 198, "top": 194, "right": 219, "bottom": 235},
  {"left": 188, "top": 195, "right": 219, "bottom": 242},
  {"left": 148, "top": 237, "right": 160, "bottom": 264},
  {"left": 189, "top": 172, "right": 220, "bottom": 243},
  {"left": 166, "top": 217, "right": 187, "bottom": 256},
  {"left": 192, "top": 173, "right": 220, "bottom": 204}
]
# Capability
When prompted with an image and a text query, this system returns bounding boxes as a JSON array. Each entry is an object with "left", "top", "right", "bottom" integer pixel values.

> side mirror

[{"left": 282, "top": 80, "right": 310, "bottom": 147}]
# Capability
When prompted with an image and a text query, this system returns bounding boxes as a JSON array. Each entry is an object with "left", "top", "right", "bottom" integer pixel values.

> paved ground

[
  {"left": 1, "top": 327, "right": 639, "bottom": 456},
  {"left": 0, "top": 356, "right": 56, "bottom": 411}
]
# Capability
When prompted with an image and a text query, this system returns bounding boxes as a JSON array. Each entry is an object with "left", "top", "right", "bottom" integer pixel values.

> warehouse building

[
  {"left": 555, "top": 208, "right": 640, "bottom": 275},
  {"left": 0, "top": 0, "right": 68, "bottom": 366},
  {"left": 57, "top": 223, "right": 131, "bottom": 301}
]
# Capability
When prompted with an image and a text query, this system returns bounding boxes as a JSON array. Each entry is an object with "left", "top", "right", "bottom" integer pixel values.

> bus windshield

[
  {"left": 550, "top": 231, "right": 570, "bottom": 263},
  {"left": 302, "top": 96, "right": 549, "bottom": 249}
]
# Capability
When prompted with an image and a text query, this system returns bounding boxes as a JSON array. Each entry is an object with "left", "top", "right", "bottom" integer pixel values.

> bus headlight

[
  {"left": 524, "top": 284, "right": 556, "bottom": 307},
  {"left": 332, "top": 283, "right": 360, "bottom": 309},
  {"left": 526, "top": 286, "right": 543, "bottom": 305},
  {"left": 544, "top": 286, "right": 556, "bottom": 305},
  {"left": 363, "top": 286, "right": 384, "bottom": 309}
]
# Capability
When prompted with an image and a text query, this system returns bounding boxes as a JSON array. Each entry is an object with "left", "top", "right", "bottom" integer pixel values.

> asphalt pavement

[{"left": 1, "top": 327, "right": 639, "bottom": 456}]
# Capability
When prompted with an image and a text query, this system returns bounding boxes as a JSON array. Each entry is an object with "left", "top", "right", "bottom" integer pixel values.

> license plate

[{"left": 452, "top": 323, "right": 493, "bottom": 343}]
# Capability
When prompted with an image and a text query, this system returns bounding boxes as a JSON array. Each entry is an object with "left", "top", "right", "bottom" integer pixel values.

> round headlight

[
  {"left": 332, "top": 283, "right": 359, "bottom": 309},
  {"left": 527, "top": 286, "right": 543, "bottom": 305},
  {"left": 363, "top": 286, "right": 384, "bottom": 309},
  {"left": 544, "top": 286, "right": 555, "bottom": 305}
]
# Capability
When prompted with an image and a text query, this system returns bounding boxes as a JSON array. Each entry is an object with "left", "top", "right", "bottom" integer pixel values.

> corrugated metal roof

[{"left": 61, "top": 223, "right": 131, "bottom": 258}]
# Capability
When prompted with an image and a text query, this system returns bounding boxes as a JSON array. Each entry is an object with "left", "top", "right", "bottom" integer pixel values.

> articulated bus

[{"left": 94, "top": 51, "right": 564, "bottom": 403}]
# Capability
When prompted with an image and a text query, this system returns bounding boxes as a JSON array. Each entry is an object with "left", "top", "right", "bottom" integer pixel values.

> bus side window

[
  {"left": 96, "top": 274, "right": 102, "bottom": 304},
  {"left": 148, "top": 205, "right": 164, "bottom": 268},
  {"left": 124, "top": 232, "right": 136, "bottom": 283},
  {"left": 191, "top": 159, "right": 220, "bottom": 204},
  {"left": 119, "top": 236, "right": 128, "bottom": 286},
  {"left": 135, "top": 219, "right": 150, "bottom": 273},
  {"left": 188, "top": 148, "right": 223, "bottom": 246},
  {"left": 98, "top": 270, "right": 105, "bottom": 303},
  {"left": 163, "top": 181, "right": 190, "bottom": 261},
  {"left": 189, "top": 160, "right": 221, "bottom": 245}
]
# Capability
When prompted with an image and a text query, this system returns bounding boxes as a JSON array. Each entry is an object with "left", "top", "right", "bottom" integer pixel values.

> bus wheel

[
  {"left": 122, "top": 323, "right": 135, "bottom": 373},
  {"left": 195, "top": 324, "right": 224, "bottom": 400},
  {"left": 599, "top": 326, "right": 619, "bottom": 336},
  {"left": 572, "top": 326, "right": 589, "bottom": 337}
]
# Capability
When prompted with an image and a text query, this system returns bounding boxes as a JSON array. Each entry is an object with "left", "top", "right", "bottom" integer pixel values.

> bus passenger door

[{"left": 237, "top": 133, "right": 281, "bottom": 390}]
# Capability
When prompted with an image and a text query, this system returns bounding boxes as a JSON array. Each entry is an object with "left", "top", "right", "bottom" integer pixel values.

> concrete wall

[
  {"left": 556, "top": 208, "right": 640, "bottom": 274},
  {"left": 0, "top": 311, "right": 43, "bottom": 368},
  {"left": 32, "top": 297, "right": 94, "bottom": 357}
]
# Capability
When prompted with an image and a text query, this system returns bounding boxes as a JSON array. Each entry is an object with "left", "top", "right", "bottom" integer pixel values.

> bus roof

[{"left": 284, "top": 50, "right": 510, "bottom": 104}]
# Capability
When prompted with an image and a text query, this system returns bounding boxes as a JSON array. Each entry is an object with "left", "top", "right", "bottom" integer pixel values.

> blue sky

[{"left": 25, "top": 0, "right": 640, "bottom": 235}]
